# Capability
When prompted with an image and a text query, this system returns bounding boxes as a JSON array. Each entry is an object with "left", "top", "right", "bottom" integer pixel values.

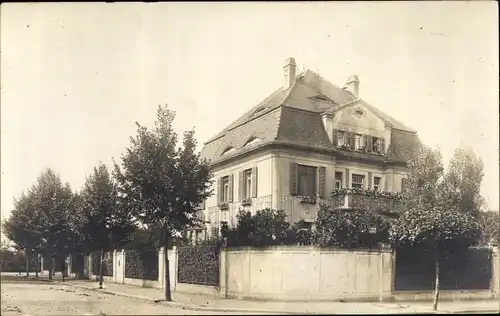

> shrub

[
  {"left": 223, "top": 209, "right": 291, "bottom": 247},
  {"left": 314, "top": 204, "right": 389, "bottom": 248}
]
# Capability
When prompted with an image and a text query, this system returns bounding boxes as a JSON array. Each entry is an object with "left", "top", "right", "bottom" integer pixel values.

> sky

[{"left": 1, "top": 2, "right": 499, "bottom": 227}]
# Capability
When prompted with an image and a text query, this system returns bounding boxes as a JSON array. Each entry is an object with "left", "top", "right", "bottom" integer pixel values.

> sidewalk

[{"left": 61, "top": 279, "right": 500, "bottom": 315}]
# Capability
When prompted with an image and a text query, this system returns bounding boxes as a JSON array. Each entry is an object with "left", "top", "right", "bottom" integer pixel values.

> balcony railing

[
  {"left": 207, "top": 195, "right": 273, "bottom": 228},
  {"left": 204, "top": 191, "right": 405, "bottom": 229}
]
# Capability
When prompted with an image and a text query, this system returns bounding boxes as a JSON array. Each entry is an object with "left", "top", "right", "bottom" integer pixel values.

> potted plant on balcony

[
  {"left": 299, "top": 195, "right": 317, "bottom": 204},
  {"left": 218, "top": 202, "right": 229, "bottom": 210},
  {"left": 241, "top": 197, "right": 252, "bottom": 206}
]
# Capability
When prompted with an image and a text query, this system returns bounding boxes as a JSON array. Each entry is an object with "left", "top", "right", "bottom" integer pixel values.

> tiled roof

[
  {"left": 387, "top": 129, "right": 423, "bottom": 162},
  {"left": 200, "top": 68, "right": 419, "bottom": 165}
]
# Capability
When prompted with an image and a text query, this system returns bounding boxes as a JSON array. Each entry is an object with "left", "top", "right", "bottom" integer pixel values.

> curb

[
  {"left": 45, "top": 280, "right": 500, "bottom": 315},
  {"left": 62, "top": 282, "right": 300, "bottom": 314}
]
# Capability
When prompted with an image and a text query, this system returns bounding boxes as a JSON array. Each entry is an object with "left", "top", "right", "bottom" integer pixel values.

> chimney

[
  {"left": 283, "top": 57, "right": 297, "bottom": 89},
  {"left": 345, "top": 74, "right": 360, "bottom": 97}
]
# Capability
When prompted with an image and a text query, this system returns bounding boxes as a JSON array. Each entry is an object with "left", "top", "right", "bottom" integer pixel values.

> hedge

[
  {"left": 124, "top": 249, "right": 158, "bottom": 281},
  {"left": 177, "top": 244, "right": 219, "bottom": 286},
  {"left": 91, "top": 251, "right": 113, "bottom": 277}
]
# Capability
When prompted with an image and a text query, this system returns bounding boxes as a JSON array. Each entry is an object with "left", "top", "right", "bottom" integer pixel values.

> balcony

[
  {"left": 205, "top": 190, "right": 405, "bottom": 229},
  {"left": 207, "top": 195, "right": 273, "bottom": 228}
]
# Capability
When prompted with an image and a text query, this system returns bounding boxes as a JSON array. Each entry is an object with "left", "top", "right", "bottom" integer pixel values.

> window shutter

[
  {"left": 201, "top": 199, "right": 206, "bottom": 210},
  {"left": 252, "top": 167, "right": 258, "bottom": 198},
  {"left": 238, "top": 171, "right": 244, "bottom": 201},
  {"left": 217, "top": 178, "right": 222, "bottom": 205},
  {"left": 345, "top": 168, "right": 350, "bottom": 188},
  {"left": 318, "top": 166, "right": 326, "bottom": 199},
  {"left": 368, "top": 172, "right": 373, "bottom": 189},
  {"left": 367, "top": 136, "right": 373, "bottom": 152},
  {"left": 332, "top": 129, "right": 338, "bottom": 145},
  {"left": 401, "top": 178, "right": 407, "bottom": 193},
  {"left": 363, "top": 135, "right": 368, "bottom": 149},
  {"left": 228, "top": 174, "right": 234, "bottom": 202},
  {"left": 381, "top": 138, "right": 386, "bottom": 154},
  {"left": 290, "top": 163, "right": 298, "bottom": 195}
]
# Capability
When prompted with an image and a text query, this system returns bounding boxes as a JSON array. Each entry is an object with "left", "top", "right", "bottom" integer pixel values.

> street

[{"left": 0, "top": 275, "right": 268, "bottom": 316}]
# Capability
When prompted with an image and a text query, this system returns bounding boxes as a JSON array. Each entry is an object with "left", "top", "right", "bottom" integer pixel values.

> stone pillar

[
  {"left": 66, "top": 255, "right": 72, "bottom": 277},
  {"left": 40, "top": 255, "right": 44, "bottom": 274},
  {"left": 166, "top": 246, "right": 178, "bottom": 292},
  {"left": 219, "top": 247, "right": 228, "bottom": 298},
  {"left": 492, "top": 247, "right": 499, "bottom": 299},
  {"left": 158, "top": 247, "right": 165, "bottom": 288},
  {"left": 86, "top": 254, "right": 93, "bottom": 279},
  {"left": 379, "top": 243, "right": 395, "bottom": 302},
  {"left": 112, "top": 250, "right": 117, "bottom": 283}
]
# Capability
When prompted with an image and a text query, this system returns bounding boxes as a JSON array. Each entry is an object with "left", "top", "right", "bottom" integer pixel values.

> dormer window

[
  {"left": 222, "top": 147, "right": 236, "bottom": 155},
  {"left": 244, "top": 137, "right": 262, "bottom": 147},
  {"left": 252, "top": 107, "right": 267, "bottom": 116}
]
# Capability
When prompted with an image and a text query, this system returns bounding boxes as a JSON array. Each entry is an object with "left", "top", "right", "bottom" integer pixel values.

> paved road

[{"left": 0, "top": 276, "right": 268, "bottom": 315}]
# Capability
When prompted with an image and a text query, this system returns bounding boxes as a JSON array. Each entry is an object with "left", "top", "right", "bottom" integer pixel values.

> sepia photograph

[{"left": 1, "top": 2, "right": 499, "bottom": 315}]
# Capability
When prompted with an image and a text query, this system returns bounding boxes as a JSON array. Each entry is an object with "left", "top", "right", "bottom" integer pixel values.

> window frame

[
  {"left": 297, "top": 164, "right": 318, "bottom": 197},
  {"left": 335, "top": 171, "right": 343, "bottom": 189},
  {"left": 373, "top": 176, "right": 381, "bottom": 191},
  {"left": 222, "top": 176, "right": 229, "bottom": 202},
  {"left": 337, "top": 130, "right": 345, "bottom": 146},
  {"left": 351, "top": 174, "right": 365, "bottom": 189},
  {"left": 244, "top": 169, "right": 252, "bottom": 199},
  {"left": 355, "top": 134, "right": 363, "bottom": 150}
]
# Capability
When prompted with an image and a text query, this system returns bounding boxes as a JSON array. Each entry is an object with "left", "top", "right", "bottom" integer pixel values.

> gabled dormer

[{"left": 322, "top": 99, "right": 392, "bottom": 156}]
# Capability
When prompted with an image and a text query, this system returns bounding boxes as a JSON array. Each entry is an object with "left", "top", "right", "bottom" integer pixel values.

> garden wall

[{"left": 219, "top": 245, "right": 394, "bottom": 302}]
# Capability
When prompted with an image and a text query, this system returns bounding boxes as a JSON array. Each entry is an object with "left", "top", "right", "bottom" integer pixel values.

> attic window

[
  {"left": 354, "top": 109, "right": 364, "bottom": 118},
  {"left": 252, "top": 107, "right": 267, "bottom": 116},
  {"left": 314, "top": 95, "right": 330, "bottom": 102},
  {"left": 244, "top": 137, "right": 262, "bottom": 147},
  {"left": 222, "top": 147, "right": 236, "bottom": 155}
]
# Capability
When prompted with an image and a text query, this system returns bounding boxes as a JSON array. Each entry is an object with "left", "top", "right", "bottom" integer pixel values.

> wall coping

[{"left": 224, "top": 245, "right": 391, "bottom": 253}]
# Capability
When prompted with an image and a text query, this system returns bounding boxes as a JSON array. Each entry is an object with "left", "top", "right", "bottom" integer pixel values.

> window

[
  {"left": 222, "top": 176, "right": 229, "bottom": 202},
  {"left": 244, "top": 169, "right": 252, "bottom": 199},
  {"left": 335, "top": 172, "right": 343, "bottom": 189},
  {"left": 355, "top": 134, "right": 363, "bottom": 150},
  {"left": 337, "top": 130, "right": 345, "bottom": 146},
  {"left": 352, "top": 174, "right": 365, "bottom": 189},
  {"left": 298, "top": 165, "right": 317, "bottom": 197},
  {"left": 374, "top": 177, "right": 381, "bottom": 191},
  {"left": 371, "top": 137, "right": 385, "bottom": 153}
]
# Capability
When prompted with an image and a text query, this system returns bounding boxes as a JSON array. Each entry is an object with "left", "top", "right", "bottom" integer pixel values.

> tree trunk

[
  {"left": 433, "top": 250, "right": 441, "bottom": 311},
  {"left": 99, "top": 248, "right": 104, "bottom": 289},
  {"left": 164, "top": 231, "right": 172, "bottom": 301},
  {"left": 35, "top": 254, "right": 39, "bottom": 278},
  {"left": 61, "top": 255, "right": 66, "bottom": 282},
  {"left": 51, "top": 255, "right": 55, "bottom": 278},
  {"left": 48, "top": 253, "right": 53, "bottom": 280},
  {"left": 25, "top": 251, "right": 30, "bottom": 277}
]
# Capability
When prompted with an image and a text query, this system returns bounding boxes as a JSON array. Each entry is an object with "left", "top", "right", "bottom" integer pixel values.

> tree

[
  {"left": 442, "top": 145, "right": 485, "bottom": 218},
  {"left": 80, "top": 162, "right": 135, "bottom": 288},
  {"left": 390, "top": 146, "right": 481, "bottom": 311},
  {"left": 34, "top": 169, "right": 76, "bottom": 280},
  {"left": 479, "top": 211, "right": 500, "bottom": 246},
  {"left": 2, "top": 186, "right": 43, "bottom": 277},
  {"left": 113, "top": 105, "right": 213, "bottom": 301}
]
